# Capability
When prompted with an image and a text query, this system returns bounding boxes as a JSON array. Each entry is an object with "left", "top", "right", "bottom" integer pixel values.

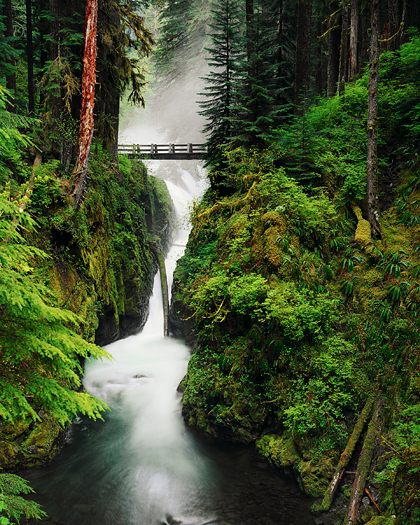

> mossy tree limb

[
  {"left": 318, "top": 397, "right": 374, "bottom": 512},
  {"left": 344, "top": 401, "right": 382, "bottom": 525}
]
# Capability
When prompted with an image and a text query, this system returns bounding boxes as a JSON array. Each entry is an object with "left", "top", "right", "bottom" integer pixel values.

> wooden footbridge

[{"left": 118, "top": 143, "right": 206, "bottom": 160}]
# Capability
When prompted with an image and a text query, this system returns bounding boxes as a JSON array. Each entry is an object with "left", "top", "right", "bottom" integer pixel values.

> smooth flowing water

[{"left": 23, "top": 167, "right": 315, "bottom": 525}]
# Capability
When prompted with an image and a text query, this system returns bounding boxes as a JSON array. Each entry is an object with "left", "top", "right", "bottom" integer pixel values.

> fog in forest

[{"left": 119, "top": 51, "right": 209, "bottom": 146}]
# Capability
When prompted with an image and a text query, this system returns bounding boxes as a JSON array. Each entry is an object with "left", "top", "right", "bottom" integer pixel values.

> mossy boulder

[
  {"left": 352, "top": 204, "right": 372, "bottom": 251},
  {"left": 0, "top": 440, "right": 19, "bottom": 471},
  {"left": 21, "top": 413, "right": 63, "bottom": 467},
  {"left": 298, "top": 456, "right": 335, "bottom": 497},
  {"left": 256, "top": 432, "right": 300, "bottom": 471},
  {"left": 0, "top": 412, "right": 63, "bottom": 471}
]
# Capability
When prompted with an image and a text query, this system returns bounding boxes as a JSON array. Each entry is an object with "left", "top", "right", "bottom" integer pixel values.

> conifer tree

[
  {"left": 0, "top": 191, "right": 110, "bottom": 424},
  {"left": 231, "top": 0, "right": 286, "bottom": 148},
  {"left": 198, "top": 0, "right": 243, "bottom": 170}
]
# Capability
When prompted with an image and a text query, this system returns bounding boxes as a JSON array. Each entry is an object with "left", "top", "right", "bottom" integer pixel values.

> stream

[{"left": 22, "top": 165, "right": 315, "bottom": 525}]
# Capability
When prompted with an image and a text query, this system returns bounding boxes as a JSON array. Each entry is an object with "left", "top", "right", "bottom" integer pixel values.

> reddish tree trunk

[
  {"left": 367, "top": 0, "right": 381, "bottom": 237},
  {"left": 71, "top": 0, "right": 98, "bottom": 208}
]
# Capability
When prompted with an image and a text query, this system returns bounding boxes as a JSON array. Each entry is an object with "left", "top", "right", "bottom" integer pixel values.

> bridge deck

[{"left": 118, "top": 143, "right": 206, "bottom": 160}]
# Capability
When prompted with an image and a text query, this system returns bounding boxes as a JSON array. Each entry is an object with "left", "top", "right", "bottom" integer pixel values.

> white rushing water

[
  {"left": 81, "top": 166, "right": 215, "bottom": 524},
  {"left": 23, "top": 163, "right": 313, "bottom": 525}
]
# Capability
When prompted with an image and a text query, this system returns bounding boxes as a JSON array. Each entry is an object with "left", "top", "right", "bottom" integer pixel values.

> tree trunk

[
  {"left": 49, "top": 0, "right": 59, "bottom": 61},
  {"left": 367, "top": 0, "right": 381, "bottom": 237},
  {"left": 315, "top": 20, "right": 325, "bottom": 96},
  {"left": 327, "top": 2, "right": 339, "bottom": 98},
  {"left": 318, "top": 398, "right": 374, "bottom": 512},
  {"left": 343, "top": 403, "right": 382, "bottom": 525},
  {"left": 360, "top": 1, "right": 371, "bottom": 71},
  {"left": 294, "top": 0, "right": 312, "bottom": 115},
  {"left": 400, "top": 0, "right": 408, "bottom": 46},
  {"left": 338, "top": 0, "right": 349, "bottom": 95},
  {"left": 349, "top": 0, "right": 359, "bottom": 79},
  {"left": 388, "top": 0, "right": 399, "bottom": 52},
  {"left": 26, "top": 0, "right": 35, "bottom": 114},
  {"left": 4, "top": 0, "right": 16, "bottom": 113},
  {"left": 150, "top": 246, "right": 169, "bottom": 337},
  {"left": 107, "top": 5, "right": 120, "bottom": 166},
  {"left": 70, "top": 0, "right": 98, "bottom": 208}
]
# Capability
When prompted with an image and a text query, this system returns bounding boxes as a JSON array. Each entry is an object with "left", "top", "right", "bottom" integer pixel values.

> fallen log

[
  {"left": 317, "top": 398, "right": 374, "bottom": 512},
  {"left": 15, "top": 150, "right": 42, "bottom": 216},
  {"left": 343, "top": 402, "right": 382, "bottom": 525}
]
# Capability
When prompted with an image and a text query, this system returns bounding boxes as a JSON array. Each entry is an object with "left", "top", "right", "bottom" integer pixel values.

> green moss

[
  {"left": 352, "top": 204, "right": 372, "bottom": 251},
  {"left": 298, "top": 457, "right": 335, "bottom": 497},
  {"left": 256, "top": 433, "right": 300, "bottom": 468},
  {"left": 364, "top": 518, "right": 396, "bottom": 525}
]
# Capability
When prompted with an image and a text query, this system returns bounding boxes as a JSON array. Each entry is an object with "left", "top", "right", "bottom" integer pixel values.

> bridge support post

[{"left": 187, "top": 143, "right": 192, "bottom": 154}]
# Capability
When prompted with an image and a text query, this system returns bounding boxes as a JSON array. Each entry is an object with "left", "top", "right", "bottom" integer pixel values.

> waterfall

[{"left": 23, "top": 164, "right": 313, "bottom": 525}]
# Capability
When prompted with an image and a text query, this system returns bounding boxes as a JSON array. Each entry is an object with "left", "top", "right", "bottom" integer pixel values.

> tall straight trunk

[
  {"left": 337, "top": 0, "right": 349, "bottom": 95},
  {"left": 400, "top": 0, "right": 408, "bottom": 46},
  {"left": 246, "top": 0, "right": 254, "bottom": 64},
  {"left": 315, "top": 20, "right": 325, "bottom": 96},
  {"left": 108, "top": 5, "right": 120, "bottom": 166},
  {"left": 360, "top": 0, "right": 370, "bottom": 71},
  {"left": 26, "top": 0, "right": 35, "bottom": 114},
  {"left": 49, "top": 0, "right": 59, "bottom": 60},
  {"left": 327, "top": 3, "right": 339, "bottom": 97},
  {"left": 294, "top": 0, "right": 312, "bottom": 115},
  {"left": 70, "top": 0, "right": 98, "bottom": 208},
  {"left": 349, "top": 0, "right": 358, "bottom": 79},
  {"left": 4, "top": 0, "right": 16, "bottom": 112},
  {"left": 388, "top": 0, "right": 399, "bottom": 51},
  {"left": 367, "top": 0, "right": 381, "bottom": 237}
]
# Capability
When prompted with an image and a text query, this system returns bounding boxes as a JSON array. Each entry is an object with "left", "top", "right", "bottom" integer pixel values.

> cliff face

[
  {"left": 169, "top": 153, "right": 420, "bottom": 521},
  {"left": 0, "top": 154, "right": 174, "bottom": 472}
]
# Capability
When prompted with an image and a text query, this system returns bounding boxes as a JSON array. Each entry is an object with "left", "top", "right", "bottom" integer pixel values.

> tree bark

[
  {"left": 49, "top": 0, "right": 59, "bottom": 61},
  {"left": 343, "top": 403, "right": 382, "bottom": 525},
  {"left": 107, "top": 4, "right": 120, "bottom": 166},
  {"left": 338, "top": 0, "right": 349, "bottom": 95},
  {"left": 70, "top": 0, "right": 98, "bottom": 208},
  {"left": 318, "top": 399, "right": 374, "bottom": 512},
  {"left": 149, "top": 244, "right": 169, "bottom": 336},
  {"left": 4, "top": 0, "right": 16, "bottom": 113},
  {"left": 315, "top": 20, "right": 325, "bottom": 96},
  {"left": 349, "top": 0, "right": 359, "bottom": 79},
  {"left": 327, "top": 2, "right": 339, "bottom": 98},
  {"left": 400, "top": 0, "right": 408, "bottom": 46},
  {"left": 294, "top": 0, "right": 312, "bottom": 114},
  {"left": 246, "top": 0, "right": 255, "bottom": 65},
  {"left": 26, "top": 0, "right": 35, "bottom": 114},
  {"left": 367, "top": 0, "right": 381, "bottom": 237},
  {"left": 388, "top": 0, "right": 399, "bottom": 52},
  {"left": 360, "top": 1, "right": 371, "bottom": 72}
]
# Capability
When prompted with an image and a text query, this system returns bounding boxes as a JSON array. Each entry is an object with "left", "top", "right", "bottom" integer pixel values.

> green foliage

[
  {"left": 258, "top": 283, "right": 338, "bottom": 342},
  {"left": 0, "top": 473, "right": 46, "bottom": 524},
  {"left": 283, "top": 336, "right": 363, "bottom": 450},
  {"left": 0, "top": 195, "right": 110, "bottom": 425}
]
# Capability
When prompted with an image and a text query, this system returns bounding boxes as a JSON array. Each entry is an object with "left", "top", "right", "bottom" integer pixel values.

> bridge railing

[{"left": 118, "top": 143, "right": 207, "bottom": 155}]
